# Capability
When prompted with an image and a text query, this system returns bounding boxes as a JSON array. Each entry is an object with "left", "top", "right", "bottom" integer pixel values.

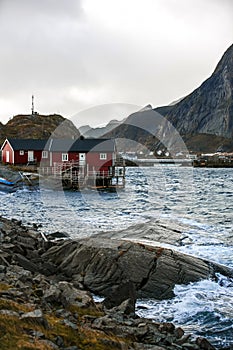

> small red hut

[{"left": 1, "top": 138, "right": 47, "bottom": 165}]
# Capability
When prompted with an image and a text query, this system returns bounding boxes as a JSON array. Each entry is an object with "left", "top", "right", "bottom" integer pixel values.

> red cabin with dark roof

[
  {"left": 1, "top": 138, "right": 116, "bottom": 171},
  {"left": 1, "top": 137, "right": 124, "bottom": 189},
  {"left": 43, "top": 138, "right": 116, "bottom": 175},
  {"left": 1, "top": 138, "right": 47, "bottom": 165}
]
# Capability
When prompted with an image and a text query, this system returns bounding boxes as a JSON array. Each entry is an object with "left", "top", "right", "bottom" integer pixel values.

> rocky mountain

[
  {"left": 103, "top": 44, "right": 233, "bottom": 153},
  {"left": 78, "top": 124, "right": 92, "bottom": 136},
  {"left": 103, "top": 105, "right": 172, "bottom": 153},
  {"left": 161, "top": 44, "right": 233, "bottom": 147},
  {"left": 79, "top": 118, "right": 125, "bottom": 138},
  {"left": 0, "top": 113, "right": 80, "bottom": 144}
]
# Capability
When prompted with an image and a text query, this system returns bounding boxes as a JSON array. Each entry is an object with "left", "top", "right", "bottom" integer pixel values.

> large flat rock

[
  {"left": 43, "top": 237, "right": 233, "bottom": 300},
  {"left": 97, "top": 219, "right": 192, "bottom": 246}
]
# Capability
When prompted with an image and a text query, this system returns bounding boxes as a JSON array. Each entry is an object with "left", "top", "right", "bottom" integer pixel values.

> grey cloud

[
  {"left": 0, "top": 0, "right": 89, "bottom": 95},
  {"left": 0, "top": 0, "right": 232, "bottom": 125},
  {"left": 0, "top": 0, "right": 83, "bottom": 20}
]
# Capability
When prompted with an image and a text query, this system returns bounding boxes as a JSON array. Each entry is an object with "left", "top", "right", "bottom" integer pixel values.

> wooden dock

[{"left": 39, "top": 161, "right": 125, "bottom": 190}]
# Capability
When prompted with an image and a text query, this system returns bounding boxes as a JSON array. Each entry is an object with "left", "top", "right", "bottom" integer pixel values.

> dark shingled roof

[
  {"left": 46, "top": 138, "right": 115, "bottom": 152},
  {"left": 7, "top": 138, "right": 48, "bottom": 150},
  {"left": 5, "top": 138, "right": 115, "bottom": 152}
]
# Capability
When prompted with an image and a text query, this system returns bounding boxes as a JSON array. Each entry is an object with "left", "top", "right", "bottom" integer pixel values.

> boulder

[
  {"left": 13, "top": 253, "right": 40, "bottom": 273},
  {"left": 42, "top": 237, "right": 233, "bottom": 300},
  {"left": 21, "top": 309, "right": 49, "bottom": 329},
  {"left": 103, "top": 281, "right": 136, "bottom": 313},
  {"left": 58, "top": 281, "right": 95, "bottom": 308}
]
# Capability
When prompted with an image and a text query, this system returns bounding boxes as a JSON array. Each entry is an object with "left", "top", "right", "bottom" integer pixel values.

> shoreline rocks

[
  {"left": 0, "top": 215, "right": 230, "bottom": 349},
  {"left": 42, "top": 236, "right": 233, "bottom": 300}
]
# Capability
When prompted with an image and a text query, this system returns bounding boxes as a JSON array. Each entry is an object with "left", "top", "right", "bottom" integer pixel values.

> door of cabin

[
  {"left": 79, "top": 153, "right": 86, "bottom": 165},
  {"left": 6, "top": 151, "right": 10, "bottom": 163},
  {"left": 28, "top": 151, "right": 34, "bottom": 162}
]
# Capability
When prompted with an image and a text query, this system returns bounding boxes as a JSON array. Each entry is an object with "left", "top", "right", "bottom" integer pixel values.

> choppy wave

[{"left": 136, "top": 274, "right": 233, "bottom": 348}]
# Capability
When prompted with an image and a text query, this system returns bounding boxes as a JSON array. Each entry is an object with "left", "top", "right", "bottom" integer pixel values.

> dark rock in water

[{"left": 196, "top": 337, "right": 215, "bottom": 350}]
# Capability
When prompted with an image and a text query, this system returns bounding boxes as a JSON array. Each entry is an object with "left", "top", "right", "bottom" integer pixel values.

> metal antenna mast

[{"left": 31, "top": 95, "right": 34, "bottom": 115}]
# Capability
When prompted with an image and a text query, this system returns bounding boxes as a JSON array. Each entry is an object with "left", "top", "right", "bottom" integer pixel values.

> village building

[
  {"left": 1, "top": 137, "right": 125, "bottom": 189},
  {"left": 42, "top": 138, "right": 116, "bottom": 171},
  {"left": 1, "top": 138, "right": 47, "bottom": 165}
]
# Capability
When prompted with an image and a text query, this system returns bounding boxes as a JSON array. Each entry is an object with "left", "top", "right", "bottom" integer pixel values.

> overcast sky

[{"left": 0, "top": 0, "right": 232, "bottom": 127}]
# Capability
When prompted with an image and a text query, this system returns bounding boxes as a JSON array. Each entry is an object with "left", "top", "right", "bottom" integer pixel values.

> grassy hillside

[{"left": 0, "top": 114, "right": 80, "bottom": 144}]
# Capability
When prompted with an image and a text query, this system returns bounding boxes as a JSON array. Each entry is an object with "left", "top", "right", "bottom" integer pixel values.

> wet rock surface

[
  {"left": 43, "top": 236, "right": 233, "bottom": 300},
  {"left": 0, "top": 215, "right": 230, "bottom": 349},
  {"left": 97, "top": 219, "right": 193, "bottom": 246}
]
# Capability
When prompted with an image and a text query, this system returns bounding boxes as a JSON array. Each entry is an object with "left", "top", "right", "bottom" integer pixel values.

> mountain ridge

[
  {"left": 0, "top": 113, "right": 80, "bottom": 144},
  {"left": 102, "top": 44, "right": 233, "bottom": 153},
  {"left": 161, "top": 44, "right": 233, "bottom": 138}
]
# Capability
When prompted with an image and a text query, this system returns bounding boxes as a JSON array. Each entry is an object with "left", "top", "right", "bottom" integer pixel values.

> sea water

[{"left": 0, "top": 166, "right": 233, "bottom": 348}]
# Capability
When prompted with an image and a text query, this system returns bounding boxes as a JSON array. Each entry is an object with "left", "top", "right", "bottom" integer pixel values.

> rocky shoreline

[{"left": 1, "top": 216, "right": 232, "bottom": 349}]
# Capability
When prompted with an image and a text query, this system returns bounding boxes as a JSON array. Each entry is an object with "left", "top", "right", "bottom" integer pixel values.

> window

[
  {"left": 62, "top": 153, "right": 68, "bottom": 161},
  {"left": 42, "top": 151, "right": 48, "bottom": 159},
  {"left": 19, "top": 150, "right": 24, "bottom": 155},
  {"left": 100, "top": 153, "right": 107, "bottom": 160}
]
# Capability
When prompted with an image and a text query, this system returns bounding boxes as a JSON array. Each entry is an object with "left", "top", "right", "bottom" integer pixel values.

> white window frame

[
  {"left": 62, "top": 153, "right": 68, "bottom": 162},
  {"left": 42, "top": 151, "right": 48, "bottom": 159},
  {"left": 100, "top": 153, "right": 107, "bottom": 160},
  {"left": 19, "top": 150, "right": 24, "bottom": 155}
]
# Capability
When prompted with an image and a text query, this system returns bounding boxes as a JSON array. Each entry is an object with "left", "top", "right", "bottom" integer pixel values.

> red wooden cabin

[
  {"left": 1, "top": 138, "right": 47, "bottom": 165},
  {"left": 42, "top": 138, "right": 116, "bottom": 175},
  {"left": 1, "top": 137, "right": 124, "bottom": 189},
  {"left": 1, "top": 138, "right": 116, "bottom": 171}
]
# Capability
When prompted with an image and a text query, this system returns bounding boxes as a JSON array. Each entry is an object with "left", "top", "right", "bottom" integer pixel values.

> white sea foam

[{"left": 137, "top": 277, "right": 233, "bottom": 347}]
